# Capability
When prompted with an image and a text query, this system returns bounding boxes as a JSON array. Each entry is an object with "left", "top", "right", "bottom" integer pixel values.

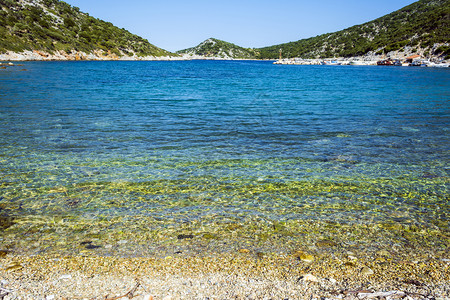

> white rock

[
  {"left": 59, "top": 274, "right": 72, "bottom": 280},
  {"left": 302, "top": 273, "right": 319, "bottom": 282},
  {"left": 46, "top": 295, "right": 55, "bottom": 300},
  {"left": 358, "top": 291, "right": 405, "bottom": 298},
  {"left": 118, "top": 240, "right": 128, "bottom": 244},
  {"left": 0, "top": 279, "right": 8, "bottom": 286},
  {"left": 143, "top": 295, "right": 154, "bottom": 300}
]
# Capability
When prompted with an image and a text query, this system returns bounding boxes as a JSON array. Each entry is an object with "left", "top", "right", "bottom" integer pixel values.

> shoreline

[
  {"left": 1, "top": 50, "right": 448, "bottom": 65},
  {"left": 0, "top": 50, "right": 186, "bottom": 62},
  {"left": 1, "top": 251, "right": 449, "bottom": 299},
  {"left": 1, "top": 216, "right": 449, "bottom": 299},
  {"left": 0, "top": 50, "right": 274, "bottom": 62}
]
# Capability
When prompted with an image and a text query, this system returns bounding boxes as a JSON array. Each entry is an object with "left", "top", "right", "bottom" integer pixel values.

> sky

[{"left": 64, "top": 0, "right": 417, "bottom": 52}]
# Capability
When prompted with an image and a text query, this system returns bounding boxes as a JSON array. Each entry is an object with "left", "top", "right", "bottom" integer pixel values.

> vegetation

[
  {"left": 1, "top": 0, "right": 448, "bottom": 59},
  {"left": 257, "top": 0, "right": 450, "bottom": 59},
  {"left": 0, "top": 0, "right": 173, "bottom": 57},
  {"left": 177, "top": 38, "right": 259, "bottom": 59}
]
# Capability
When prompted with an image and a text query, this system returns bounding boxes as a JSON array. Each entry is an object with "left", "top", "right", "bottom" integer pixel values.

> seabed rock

[{"left": 294, "top": 251, "right": 315, "bottom": 262}]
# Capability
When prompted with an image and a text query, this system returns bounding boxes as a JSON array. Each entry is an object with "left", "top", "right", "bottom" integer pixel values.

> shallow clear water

[{"left": 0, "top": 61, "right": 449, "bottom": 255}]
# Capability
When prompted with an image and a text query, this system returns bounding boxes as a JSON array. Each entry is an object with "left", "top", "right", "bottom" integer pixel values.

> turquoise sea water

[{"left": 0, "top": 61, "right": 449, "bottom": 255}]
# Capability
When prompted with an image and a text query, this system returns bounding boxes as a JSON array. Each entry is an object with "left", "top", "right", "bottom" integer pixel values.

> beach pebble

[
  {"left": 358, "top": 291, "right": 405, "bottom": 298},
  {"left": 46, "top": 295, "right": 55, "bottom": 300},
  {"left": 1, "top": 279, "right": 8, "bottom": 286},
  {"left": 105, "top": 244, "right": 113, "bottom": 249},
  {"left": 238, "top": 249, "right": 250, "bottom": 254},
  {"left": 59, "top": 274, "right": 72, "bottom": 280},
  {"left": 361, "top": 267, "right": 374, "bottom": 275},
  {"left": 301, "top": 273, "right": 319, "bottom": 282},
  {"left": 328, "top": 278, "right": 337, "bottom": 284},
  {"left": 143, "top": 295, "right": 154, "bottom": 300},
  {"left": 118, "top": 240, "right": 128, "bottom": 244}
]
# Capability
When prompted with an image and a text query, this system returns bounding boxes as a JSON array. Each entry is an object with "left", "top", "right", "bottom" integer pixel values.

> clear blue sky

[{"left": 64, "top": 0, "right": 417, "bottom": 52}]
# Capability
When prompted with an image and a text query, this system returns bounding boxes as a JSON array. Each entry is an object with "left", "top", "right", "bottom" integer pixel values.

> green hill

[
  {"left": 177, "top": 38, "right": 259, "bottom": 59},
  {"left": 0, "top": 0, "right": 173, "bottom": 58},
  {"left": 257, "top": 0, "right": 450, "bottom": 59}
]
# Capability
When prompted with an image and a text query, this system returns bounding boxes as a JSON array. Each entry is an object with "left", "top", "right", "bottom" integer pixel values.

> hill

[
  {"left": 257, "top": 0, "right": 450, "bottom": 59},
  {"left": 177, "top": 38, "right": 259, "bottom": 59},
  {"left": 0, "top": 0, "right": 173, "bottom": 59}
]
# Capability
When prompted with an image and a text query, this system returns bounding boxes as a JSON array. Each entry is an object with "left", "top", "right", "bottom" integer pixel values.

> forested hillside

[
  {"left": 177, "top": 38, "right": 259, "bottom": 59},
  {"left": 0, "top": 0, "right": 172, "bottom": 57},
  {"left": 257, "top": 0, "right": 450, "bottom": 59}
]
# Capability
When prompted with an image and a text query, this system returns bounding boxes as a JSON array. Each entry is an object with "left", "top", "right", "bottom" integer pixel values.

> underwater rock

[
  {"left": 376, "top": 249, "right": 390, "bottom": 256},
  {"left": 0, "top": 250, "right": 8, "bottom": 258},
  {"left": 0, "top": 216, "right": 14, "bottom": 230},
  {"left": 202, "top": 233, "right": 218, "bottom": 239},
  {"left": 238, "top": 249, "right": 250, "bottom": 254},
  {"left": 294, "top": 251, "right": 314, "bottom": 262},
  {"left": 80, "top": 241, "right": 101, "bottom": 249},
  {"left": 315, "top": 240, "right": 337, "bottom": 248},
  {"left": 85, "top": 244, "right": 101, "bottom": 249},
  {"left": 177, "top": 234, "right": 194, "bottom": 240}
]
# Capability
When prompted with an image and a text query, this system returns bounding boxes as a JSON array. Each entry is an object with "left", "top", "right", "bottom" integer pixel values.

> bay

[{"left": 0, "top": 61, "right": 448, "bottom": 256}]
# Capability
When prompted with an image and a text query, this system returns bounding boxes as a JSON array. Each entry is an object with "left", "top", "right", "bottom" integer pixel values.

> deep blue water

[{"left": 0, "top": 60, "right": 449, "bottom": 231}]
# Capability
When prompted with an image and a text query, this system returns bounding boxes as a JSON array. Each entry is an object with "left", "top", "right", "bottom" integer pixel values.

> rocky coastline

[{"left": 0, "top": 50, "right": 185, "bottom": 62}]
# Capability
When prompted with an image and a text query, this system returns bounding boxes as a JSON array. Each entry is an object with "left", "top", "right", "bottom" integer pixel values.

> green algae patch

[{"left": 0, "top": 161, "right": 448, "bottom": 262}]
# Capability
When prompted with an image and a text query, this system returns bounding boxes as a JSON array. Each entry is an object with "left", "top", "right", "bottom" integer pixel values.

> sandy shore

[{"left": 0, "top": 250, "right": 448, "bottom": 299}]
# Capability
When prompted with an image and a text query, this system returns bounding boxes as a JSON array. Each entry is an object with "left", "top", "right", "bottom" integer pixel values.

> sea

[{"left": 0, "top": 60, "right": 448, "bottom": 257}]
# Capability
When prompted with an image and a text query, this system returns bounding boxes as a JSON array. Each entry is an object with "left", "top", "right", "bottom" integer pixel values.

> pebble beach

[{"left": 1, "top": 249, "right": 449, "bottom": 299}]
